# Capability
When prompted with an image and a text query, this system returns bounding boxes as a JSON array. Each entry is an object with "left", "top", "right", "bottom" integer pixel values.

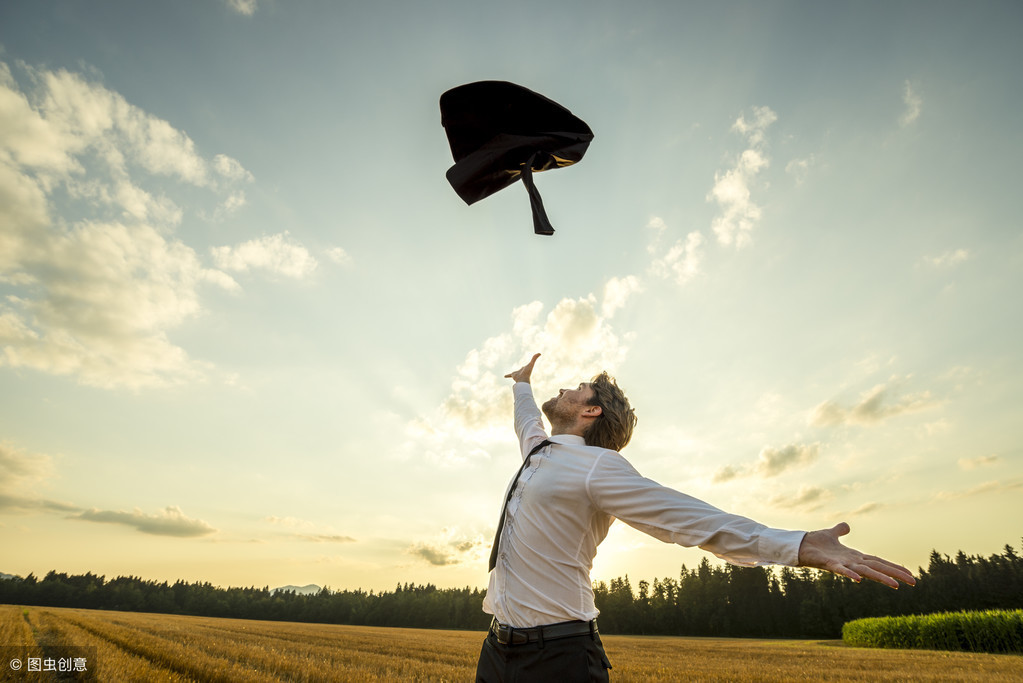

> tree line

[
  {"left": 592, "top": 540, "right": 1023, "bottom": 638},
  {"left": 1, "top": 539, "right": 1019, "bottom": 639}
]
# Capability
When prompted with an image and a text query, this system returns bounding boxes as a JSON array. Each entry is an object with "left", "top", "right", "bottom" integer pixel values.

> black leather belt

[{"left": 489, "top": 618, "right": 598, "bottom": 646}]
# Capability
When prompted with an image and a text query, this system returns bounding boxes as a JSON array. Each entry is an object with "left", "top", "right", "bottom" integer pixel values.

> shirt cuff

[{"left": 758, "top": 528, "right": 806, "bottom": 567}]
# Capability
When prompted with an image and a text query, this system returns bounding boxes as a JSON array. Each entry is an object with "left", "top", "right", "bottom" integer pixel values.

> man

[{"left": 476, "top": 353, "right": 915, "bottom": 682}]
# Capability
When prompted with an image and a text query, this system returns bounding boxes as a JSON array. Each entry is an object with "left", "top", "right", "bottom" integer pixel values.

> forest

[{"left": 2, "top": 539, "right": 1020, "bottom": 639}]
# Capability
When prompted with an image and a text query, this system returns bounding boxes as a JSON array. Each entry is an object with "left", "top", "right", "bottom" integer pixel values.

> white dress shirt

[{"left": 482, "top": 382, "right": 806, "bottom": 628}]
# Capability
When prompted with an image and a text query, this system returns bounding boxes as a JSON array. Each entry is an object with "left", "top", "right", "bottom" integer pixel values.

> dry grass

[
  {"left": 602, "top": 635, "right": 1023, "bottom": 681},
  {"left": 3, "top": 605, "right": 1022, "bottom": 681}
]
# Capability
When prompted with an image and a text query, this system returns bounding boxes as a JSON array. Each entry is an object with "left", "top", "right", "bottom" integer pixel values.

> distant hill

[
  {"left": 1, "top": 573, "right": 16, "bottom": 581},
  {"left": 272, "top": 584, "right": 321, "bottom": 595}
]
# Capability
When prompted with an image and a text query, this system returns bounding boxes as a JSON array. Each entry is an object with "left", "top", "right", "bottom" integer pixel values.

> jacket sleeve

[
  {"left": 512, "top": 382, "right": 550, "bottom": 461},
  {"left": 585, "top": 451, "right": 804, "bottom": 567}
]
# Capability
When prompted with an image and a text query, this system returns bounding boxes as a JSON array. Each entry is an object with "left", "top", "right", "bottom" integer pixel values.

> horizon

[
  {"left": 1, "top": 1, "right": 1021, "bottom": 595},
  {"left": 3, "top": 530, "right": 1019, "bottom": 595}
]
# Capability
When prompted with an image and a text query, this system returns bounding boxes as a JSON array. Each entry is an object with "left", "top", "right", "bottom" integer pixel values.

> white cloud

[
  {"left": 712, "top": 464, "right": 741, "bottom": 483},
  {"left": 407, "top": 528, "right": 486, "bottom": 567},
  {"left": 221, "top": 190, "right": 247, "bottom": 213},
  {"left": 226, "top": 0, "right": 258, "bottom": 16},
  {"left": 325, "top": 246, "right": 353, "bottom": 266},
  {"left": 713, "top": 441, "right": 820, "bottom": 481},
  {"left": 708, "top": 106, "right": 776, "bottom": 248},
  {"left": 30, "top": 66, "right": 211, "bottom": 187},
  {"left": 925, "top": 248, "right": 970, "bottom": 268},
  {"left": 933, "top": 479, "right": 1023, "bottom": 502},
  {"left": 443, "top": 295, "right": 631, "bottom": 431},
  {"left": 809, "top": 380, "right": 937, "bottom": 427},
  {"left": 406, "top": 287, "right": 634, "bottom": 466},
  {"left": 213, "top": 153, "right": 254, "bottom": 182},
  {"left": 265, "top": 516, "right": 356, "bottom": 543},
  {"left": 1, "top": 221, "right": 235, "bottom": 388},
  {"left": 958, "top": 454, "right": 999, "bottom": 470},
  {"left": 785, "top": 156, "right": 814, "bottom": 186},
  {"left": 847, "top": 501, "right": 886, "bottom": 517},
  {"left": 211, "top": 232, "right": 318, "bottom": 279},
  {"left": 646, "top": 216, "right": 667, "bottom": 233},
  {"left": 601, "top": 275, "right": 643, "bottom": 318},
  {"left": 732, "top": 106, "right": 778, "bottom": 147},
  {"left": 0, "top": 442, "right": 53, "bottom": 494},
  {"left": 1, "top": 58, "right": 251, "bottom": 199},
  {"left": 649, "top": 229, "right": 704, "bottom": 286},
  {"left": 900, "top": 81, "right": 923, "bottom": 127},
  {"left": 756, "top": 442, "right": 821, "bottom": 477},
  {"left": 0, "top": 161, "right": 50, "bottom": 274},
  {"left": 769, "top": 485, "right": 833, "bottom": 512},
  {"left": 74, "top": 505, "right": 216, "bottom": 537}
]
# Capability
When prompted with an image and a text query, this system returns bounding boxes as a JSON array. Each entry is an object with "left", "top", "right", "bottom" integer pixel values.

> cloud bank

[
  {"left": 0, "top": 60, "right": 253, "bottom": 389},
  {"left": 1, "top": 60, "right": 339, "bottom": 390}
]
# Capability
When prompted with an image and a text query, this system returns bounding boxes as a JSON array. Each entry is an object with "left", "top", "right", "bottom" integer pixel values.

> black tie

[{"left": 488, "top": 439, "right": 552, "bottom": 571}]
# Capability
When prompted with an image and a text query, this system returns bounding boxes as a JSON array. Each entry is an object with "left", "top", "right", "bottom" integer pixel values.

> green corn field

[{"left": 843, "top": 610, "right": 1023, "bottom": 654}]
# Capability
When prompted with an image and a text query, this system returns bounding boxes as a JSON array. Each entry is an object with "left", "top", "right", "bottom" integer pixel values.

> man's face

[{"left": 542, "top": 382, "right": 596, "bottom": 422}]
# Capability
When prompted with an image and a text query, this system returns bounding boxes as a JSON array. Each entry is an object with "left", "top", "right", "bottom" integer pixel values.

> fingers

[
  {"left": 831, "top": 521, "right": 851, "bottom": 538},
  {"left": 873, "top": 561, "right": 916, "bottom": 587},
  {"left": 504, "top": 353, "right": 541, "bottom": 381},
  {"left": 824, "top": 560, "right": 862, "bottom": 584},
  {"left": 837, "top": 556, "right": 916, "bottom": 589},
  {"left": 848, "top": 548, "right": 917, "bottom": 587},
  {"left": 855, "top": 563, "right": 903, "bottom": 589}
]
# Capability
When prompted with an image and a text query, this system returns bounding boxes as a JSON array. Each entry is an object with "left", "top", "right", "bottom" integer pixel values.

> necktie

[{"left": 488, "top": 439, "right": 552, "bottom": 571}]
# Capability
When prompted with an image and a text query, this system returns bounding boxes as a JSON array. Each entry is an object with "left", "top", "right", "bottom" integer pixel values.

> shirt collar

[{"left": 549, "top": 434, "right": 586, "bottom": 446}]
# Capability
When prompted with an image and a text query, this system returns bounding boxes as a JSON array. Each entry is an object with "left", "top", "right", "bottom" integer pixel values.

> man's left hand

[{"left": 798, "top": 522, "right": 916, "bottom": 589}]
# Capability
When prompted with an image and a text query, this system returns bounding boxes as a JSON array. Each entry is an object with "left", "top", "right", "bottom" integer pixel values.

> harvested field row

[{"left": 3, "top": 605, "right": 1022, "bottom": 681}]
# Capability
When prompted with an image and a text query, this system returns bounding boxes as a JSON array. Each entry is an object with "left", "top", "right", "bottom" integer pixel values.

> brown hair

[{"left": 584, "top": 371, "right": 637, "bottom": 451}]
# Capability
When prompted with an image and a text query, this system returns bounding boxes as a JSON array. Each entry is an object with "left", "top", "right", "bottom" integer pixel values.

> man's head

[
  {"left": 541, "top": 372, "right": 637, "bottom": 451},
  {"left": 584, "top": 371, "right": 637, "bottom": 451}
]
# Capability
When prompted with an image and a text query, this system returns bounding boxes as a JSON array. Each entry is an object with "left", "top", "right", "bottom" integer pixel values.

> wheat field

[{"left": 3, "top": 605, "right": 1023, "bottom": 681}]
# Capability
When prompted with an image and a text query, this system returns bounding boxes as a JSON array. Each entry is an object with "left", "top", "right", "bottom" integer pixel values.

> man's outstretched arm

[
  {"left": 504, "top": 353, "right": 548, "bottom": 458},
  {"left": 798, "top": 522, "right": 916, "bottom": 589}
]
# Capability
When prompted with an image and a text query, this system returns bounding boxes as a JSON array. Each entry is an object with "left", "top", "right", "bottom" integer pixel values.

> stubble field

[{"left": 3, "top": 604, "right": 1022, "bottom": 681}]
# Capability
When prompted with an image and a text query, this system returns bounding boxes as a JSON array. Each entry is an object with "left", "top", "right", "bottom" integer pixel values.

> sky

[{"left": 1, "top": 1, "right": 1021, "bottom": 594}]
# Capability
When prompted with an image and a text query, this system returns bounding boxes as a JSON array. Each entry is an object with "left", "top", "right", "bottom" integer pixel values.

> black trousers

[{"left": 475, "top": 630, "right": 612, "bottom": 682}]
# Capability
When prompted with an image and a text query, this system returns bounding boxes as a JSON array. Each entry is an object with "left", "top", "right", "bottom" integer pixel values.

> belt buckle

[
  {"left": 493, "top": 622, "right": 528, "bottom": 646},
  {"left": 493, "top": 622, "right": 510, "bottom": 645}
]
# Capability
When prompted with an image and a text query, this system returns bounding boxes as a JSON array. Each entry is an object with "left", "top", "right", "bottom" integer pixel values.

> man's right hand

[{"left": 505, "top": 353, "right": 540, "bottom": 384}]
